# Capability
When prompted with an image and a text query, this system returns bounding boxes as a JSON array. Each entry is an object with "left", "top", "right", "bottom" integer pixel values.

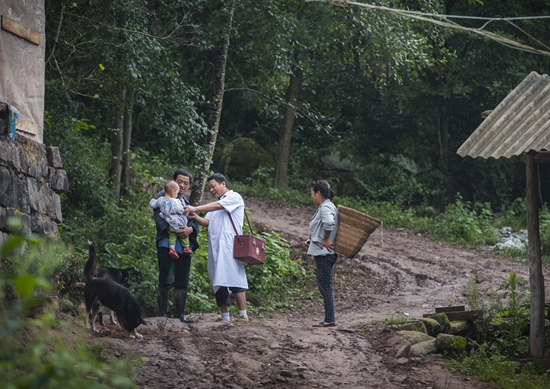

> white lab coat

[{"left": 205, "top": 190, "right": 248, "bottom": 292}]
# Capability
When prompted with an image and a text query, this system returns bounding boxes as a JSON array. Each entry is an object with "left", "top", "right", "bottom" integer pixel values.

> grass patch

[
  {"left": 187, "top": 229, "right": 308, "bottom": 315},
  {"left": 452, "top": 344, "right": 550, "bottom": 389},
  {"left": 382, "top": 312, "right": 411, "bottom": 330}
]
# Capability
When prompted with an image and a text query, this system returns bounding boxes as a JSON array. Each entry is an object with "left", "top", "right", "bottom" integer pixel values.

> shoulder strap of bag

[{"left": 227, "top": 207, "right": 254, "bottom": 236}]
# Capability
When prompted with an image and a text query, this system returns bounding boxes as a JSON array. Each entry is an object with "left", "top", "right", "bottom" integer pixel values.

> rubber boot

[
  {"left": 174, "top": 288, "right": 194, "bottom": 323},
  {"left": 157, "top": 288, "right": 169, "bottom": 317}
]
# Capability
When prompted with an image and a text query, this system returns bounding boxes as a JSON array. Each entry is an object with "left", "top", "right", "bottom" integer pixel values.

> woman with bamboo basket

[{"left": 305, "top": 180, "right": 340, "bottom": 328}]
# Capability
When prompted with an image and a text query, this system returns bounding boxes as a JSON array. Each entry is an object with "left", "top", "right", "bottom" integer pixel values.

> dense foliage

[
  {"left": 44, "top": 0, "right": 550, "bottom": 211},
  {"left": 35, "top": 1, "right": 550, "bottom": 385},
  {"left": 0, "top": 226, "right": 139, "bottom": 389},
  {"left": 452, "top": 271, "right": 550, "bottom": 389}
]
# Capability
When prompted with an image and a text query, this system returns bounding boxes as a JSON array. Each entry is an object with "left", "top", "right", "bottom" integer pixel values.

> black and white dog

[{"left": 84, "top": 242, "right": 146, "bottom": 338}]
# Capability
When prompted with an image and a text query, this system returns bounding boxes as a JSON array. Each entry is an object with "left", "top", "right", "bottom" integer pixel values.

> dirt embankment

[{"left": 92, "top": 198, "right": 549, "bottom": 389}]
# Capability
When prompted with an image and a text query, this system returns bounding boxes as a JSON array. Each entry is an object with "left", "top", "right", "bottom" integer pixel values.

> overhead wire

[{"left": 306, "top": 0, "right": 550, "bottom": 57}]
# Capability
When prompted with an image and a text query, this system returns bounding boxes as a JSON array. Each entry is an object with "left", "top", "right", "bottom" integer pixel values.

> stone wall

[{"left": 0, "top": 133, "right": 68, "bottom": 244}]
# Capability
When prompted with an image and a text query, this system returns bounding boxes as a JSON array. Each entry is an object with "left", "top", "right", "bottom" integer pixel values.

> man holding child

[{"left": 152, "top": 169, "right": 198, "bottom": 323}]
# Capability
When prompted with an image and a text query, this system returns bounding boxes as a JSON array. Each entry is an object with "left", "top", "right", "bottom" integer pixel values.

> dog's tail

[{"left": 84, "top": 241, "right": 97, "bottom": 283}]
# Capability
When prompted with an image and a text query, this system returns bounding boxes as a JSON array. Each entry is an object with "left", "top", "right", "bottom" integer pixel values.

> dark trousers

[
  {"left": 314, "top": 253, "right": 337, "bottom": 323},
  {"left": 157, "top": 247, "right": 191, "bottom": 290},
  {"left": 214, "top": 287, "right": 248, "bottom": 307}
]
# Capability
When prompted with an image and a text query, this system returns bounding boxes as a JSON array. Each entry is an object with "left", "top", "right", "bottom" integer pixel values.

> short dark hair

[
  {"left": 173, "top": 169, "right": 193, "bottom": 183},
  {"left": 207, "top": 173, "right": 229, "bottom": 188},
  {"left": 310, "top": 180, "right": 335, "bottom": 200}
]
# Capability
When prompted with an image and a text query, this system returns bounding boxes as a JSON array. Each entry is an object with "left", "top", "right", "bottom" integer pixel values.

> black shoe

[{"left": 173, "top": 288, "right": 193, "bottom": 323}]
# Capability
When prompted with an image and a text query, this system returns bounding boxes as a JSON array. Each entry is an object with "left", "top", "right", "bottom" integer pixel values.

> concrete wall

[
  {"left": 0, "top": 133, "right": 68, "bottom": 244},
  {"left": 0, "top": 0, "right": 46, "bottom": 143}
]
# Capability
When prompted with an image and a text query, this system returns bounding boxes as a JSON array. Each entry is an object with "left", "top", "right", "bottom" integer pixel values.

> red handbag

[{"left": 227, "top": 209, "right": 265, "bottom": 265}]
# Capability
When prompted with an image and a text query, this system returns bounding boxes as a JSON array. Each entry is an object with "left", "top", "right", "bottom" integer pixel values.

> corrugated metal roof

[{"left": 457, "top": 71, "right": 550, "bottom": 159}]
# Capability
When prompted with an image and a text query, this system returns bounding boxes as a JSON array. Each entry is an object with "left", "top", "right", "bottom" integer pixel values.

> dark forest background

[
  {"left": 41, "top": 0, "right": 550, "bottom": 259},
  {"left": 43, "top": 0, "right": 550, "bottom": 214},
  {"left": 45, "top": 0, "right": 550, "bottom": 210}
]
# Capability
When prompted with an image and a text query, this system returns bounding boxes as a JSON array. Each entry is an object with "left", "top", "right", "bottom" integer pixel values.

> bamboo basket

[{"left": 334, "top": 205, "right": 381, "bottom": 258}]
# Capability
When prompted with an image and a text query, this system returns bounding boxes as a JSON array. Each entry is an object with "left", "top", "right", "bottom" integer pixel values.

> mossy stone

[
  {"left": 397, "top": 330, "right": 435, "bottom": 348},
  {"left": 400, "top": 319, "right": 427, "bottom": 334},
  {"left": 59, "top": 298, "right": 77, "bottom": 314},
  {"left": 217, "top": 138, "right": 274, "bottom": 181},
  {"left": 427, "top": 313, "right": 451, "bottom": 334},
  {"left": 472, "top": 319, "right": 487, "bottom": 344},
  {"left": 409, "top": 339, "right": 437, "bottom": 357},
  {"left": 418, "top": 317, "right": 441, "bottom": 336},
  {"left": 450, "top": 320, "right": 472, "bottom": 335},
  {"left": 435, "top": 333, "right": 467, "bottom": 353}
]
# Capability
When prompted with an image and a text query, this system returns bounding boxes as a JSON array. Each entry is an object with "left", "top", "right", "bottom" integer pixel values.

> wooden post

[{"left": 526, "top": 150, "right": 545, "bottom": 358}]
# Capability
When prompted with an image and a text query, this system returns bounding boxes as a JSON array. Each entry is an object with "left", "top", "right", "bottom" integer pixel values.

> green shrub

[
  {"left": 246, "top": 231, "right": 307, "bottom": 311},
  {"left": 463, "top": 277, "right": 502, "bottom": 320},
  {"left": 453, "top": 344, "right": 550, "bottom": 389},
  {"left": 186, "top": 229, "right": 306, "bottom": 314},
  {"left": 538, "top": 205, "right": 550, "bottom": 262},
  {"left": 458, "top": 272, "right": 550, "bottom": 388},
  {"left": 453, "top": 343, "right": 519, "bottom": 381},
  {"left": 432, "top": 195, "right": 498, "bottom": 247},
  {"left": 337, "top": 198, "right": 433, "bottom": 232},
  {"left": 491, "top": 272, "right": 530, "bottom": 355},
  {"left": 1, "top": 224, "right": 138, "bottom": 389},
  {"left": 382, "top": 312, "right": 411, "bottom": 330},
  {"left": 492, "top": 197, "right": 527, "bottom": 231}
]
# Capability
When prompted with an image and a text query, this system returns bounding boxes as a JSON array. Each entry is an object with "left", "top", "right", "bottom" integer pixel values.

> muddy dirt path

[{"left": 94, "top": 197, "right": 549, "bottom": 389}]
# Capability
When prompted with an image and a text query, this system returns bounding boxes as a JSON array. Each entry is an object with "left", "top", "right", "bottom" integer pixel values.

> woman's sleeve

[{"left": 320, "top": 204, "right": 336, "bottom": 231}]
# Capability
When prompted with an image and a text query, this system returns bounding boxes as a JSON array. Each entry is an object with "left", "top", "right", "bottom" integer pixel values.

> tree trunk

[
  {"left": 437, "top": 98, "right": 450, "bottom": 174},
  {"left": 526, "top": 150, "right": 545, "bottom": 358},
  {"left": 189, "top": 0, "right": 236, "bottom": 206},
  {"left": 121, "top": 89, "right": 134, "bottom": 197},
  {"left": 274, "top": 6, "right": 306, "bottom": 189},
  {"left": 110, "top": 87, "right": 125, "bottom": 203},
  {"left": 274, "top": 63, "right": 303, "bottom": 188}
]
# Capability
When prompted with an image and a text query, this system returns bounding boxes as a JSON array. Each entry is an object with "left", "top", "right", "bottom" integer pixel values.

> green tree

[
  {"left": 189, "top": 0, "right": 237, "bottom": 205},
  {"left": 45, "top": 0, "right": 208, "bottom": 201}
]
